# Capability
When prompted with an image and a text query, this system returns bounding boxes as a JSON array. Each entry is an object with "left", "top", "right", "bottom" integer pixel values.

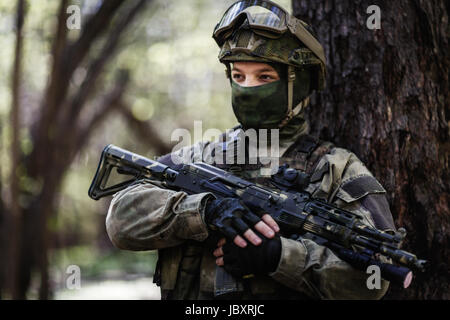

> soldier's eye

[
  {"left": 260, "top": 74, "right": 276, "bottom": 81},
  {"left": 232, "top": 73, "right": 244, "bottom": 81}
]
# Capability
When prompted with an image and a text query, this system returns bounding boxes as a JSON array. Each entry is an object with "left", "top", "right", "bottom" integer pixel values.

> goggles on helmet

[
  {"left": 213, "top": 0, "right": 326, "bottom": 65},
  {"left": 214, "top": 0, "right": 288, "bottom": 42}
]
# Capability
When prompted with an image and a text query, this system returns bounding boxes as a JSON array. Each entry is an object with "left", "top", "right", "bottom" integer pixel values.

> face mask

[
  {"left": 231, "top": 80, "right": 287, "bottom": 129},
  {"left": 231, "top": 68, "right": 311, "bottom": 129}
]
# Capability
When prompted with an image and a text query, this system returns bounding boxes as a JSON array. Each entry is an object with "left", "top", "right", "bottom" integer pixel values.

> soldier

[{"left": 105, "top": 0, "right": 396, "bottom": 300}]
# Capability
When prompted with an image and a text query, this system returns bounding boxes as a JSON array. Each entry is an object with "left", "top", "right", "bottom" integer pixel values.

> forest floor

[{"left": 45, "top": 246, "right": 161, "bottom": 300}]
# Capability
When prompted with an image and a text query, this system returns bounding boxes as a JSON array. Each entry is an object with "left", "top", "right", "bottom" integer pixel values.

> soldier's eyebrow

[
  {"left": 231, "top": 67, "right": 244, "bottom": 73},
  {"left": 231, "top": 67, "right": 277, "bottom": 73},
  {"left": 256, "top": 67, "right": 277, "bottom": 73}
]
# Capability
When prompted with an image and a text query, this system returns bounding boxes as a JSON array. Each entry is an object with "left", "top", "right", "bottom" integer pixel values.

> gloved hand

[
  {"left": 204, "top": 197, "right": 262, "bottom": 241},
  {"left": 221, "top": 234, "right": 282, "bottom": 277}
]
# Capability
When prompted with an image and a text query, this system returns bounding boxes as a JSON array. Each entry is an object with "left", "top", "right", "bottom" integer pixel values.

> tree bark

[{"left": 292, "top": 0, "right": 449, "bottom": 299}]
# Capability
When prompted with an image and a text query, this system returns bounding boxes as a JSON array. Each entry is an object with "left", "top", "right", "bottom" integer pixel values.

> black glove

[
  {"left": 222, "top": 233, "right": 282, "bottom": 277},
  {"left": 204, "top": 198, "right": 262, "bottom": 240}
]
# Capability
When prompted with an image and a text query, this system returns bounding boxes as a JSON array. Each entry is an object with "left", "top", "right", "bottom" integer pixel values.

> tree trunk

[
  {"left": 6, "top": 0, "right": 150, "bottom": 299},
  {"left": 0, "top": 172, "right": 5, "bottom": 299},
  {"left": 292, "top": 0, "right": 449, "bottom": 299},
  {"left": 9, "top": 0, "right": 26, "bottom": 299}
]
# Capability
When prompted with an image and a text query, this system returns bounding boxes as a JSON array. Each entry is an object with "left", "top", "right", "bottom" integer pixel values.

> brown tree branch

[
  {"left": 14, "top": 0, "right": 151, "bottom": 300},
  {"left": 65, "top": 0, "right": 125, "bottom": 75},
  {"left": 118, "top": 106, "right": 174, "bottom": 156},
  {"left": 73, "top": 70, "right": 131, "bottom": 158},
  {"left": 60, "top": 0, "right": 148, "bottom": 136},
  {"left": 0, "top": 178, "right": 4, "bottom": 299},
  {"left": 9, "top": 0, "right": 27, "bottom": 300},
  {"left": 30, "top": 0, "right": 125, "bottom": 177},
  {"left": 46, "top": 0, "right": 69, "bottom": 96},
  {"left": 41, "top": 0, "right": 124, "bottom": 124}
]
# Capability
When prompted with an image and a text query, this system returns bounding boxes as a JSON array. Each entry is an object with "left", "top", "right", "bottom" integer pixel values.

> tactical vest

[{"left": 155, "top": 133, "right": 335, "bottom": 300}]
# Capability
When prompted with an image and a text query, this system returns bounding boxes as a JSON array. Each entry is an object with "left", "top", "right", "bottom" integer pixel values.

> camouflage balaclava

[
  {"left": 231, "top": 61, "right": 311, "bottom": 130},
  {"left": 216, "top": 17, "right": 326, "bottom": 133}
]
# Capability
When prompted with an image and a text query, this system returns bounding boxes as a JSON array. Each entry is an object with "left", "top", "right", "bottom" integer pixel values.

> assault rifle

[{"left": 88, "top": 144, "right": 427, "bottom": 289}]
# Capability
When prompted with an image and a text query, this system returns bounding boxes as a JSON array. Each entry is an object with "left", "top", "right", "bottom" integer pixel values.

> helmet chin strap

[{"left": 278, "top": 65, "right": 309, "bottom": 128}]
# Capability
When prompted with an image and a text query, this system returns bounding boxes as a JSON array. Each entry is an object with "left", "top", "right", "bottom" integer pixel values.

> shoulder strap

[
  {"left": 282, "top": 134, "right": 334, "bottom": 175},
  {"left": 212, "top": 127, "right": 264, "bottom": 172}
]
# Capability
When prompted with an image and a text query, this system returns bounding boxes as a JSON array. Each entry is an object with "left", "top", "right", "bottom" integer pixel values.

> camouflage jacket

[{"left": 105, "top": 130, "right": 396, "bottom": 300}]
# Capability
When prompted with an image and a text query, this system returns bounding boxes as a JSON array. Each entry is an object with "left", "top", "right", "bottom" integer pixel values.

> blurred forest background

[{"left": 0, "top": 0, "right": 448, "bottom": 300}]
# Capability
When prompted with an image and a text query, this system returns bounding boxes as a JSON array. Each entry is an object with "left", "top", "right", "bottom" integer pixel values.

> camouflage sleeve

[
  {"left": 106, "top": 182, "right": 213, "bottom": 251},
  {"left": 270, "top": 147, "right": 395, "bottom": 299},
  {"left": 105, "top": 141, "right": 215, "bottom": 251}
]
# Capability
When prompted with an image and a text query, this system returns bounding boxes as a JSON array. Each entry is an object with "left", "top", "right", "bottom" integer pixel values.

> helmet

[
  {"left": 218, "top": 27, "right": 326, "bottom": 91},
  {"left": 213, "top": 0, "right": 327, "bottom": 128}
]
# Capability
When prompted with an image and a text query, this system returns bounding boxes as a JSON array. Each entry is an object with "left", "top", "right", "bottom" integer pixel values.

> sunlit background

[{"left": 0, "top": 0, "right": 291, "bottom": 299}]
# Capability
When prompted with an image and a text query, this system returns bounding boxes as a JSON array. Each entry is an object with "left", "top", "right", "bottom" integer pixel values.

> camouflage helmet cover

[
  {"left": 214, "top": 1, "right": 327, "bottom": 91},
  {"left": 218, "top": 28, "right": 326, "bottom": 91}
]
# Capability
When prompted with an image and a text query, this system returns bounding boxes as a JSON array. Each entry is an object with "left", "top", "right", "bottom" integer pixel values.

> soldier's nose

[{"left": 243, "top": 77, "right": 259, "bottom": 87}]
